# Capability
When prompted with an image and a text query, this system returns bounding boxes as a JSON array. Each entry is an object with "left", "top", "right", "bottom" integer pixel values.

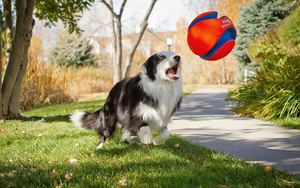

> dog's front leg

[
  {"left": 153, "top": 128, "right": 169, "bottom": 145},
  {"left": 139, "top": 126, "right": 153, "bottom": 145}
]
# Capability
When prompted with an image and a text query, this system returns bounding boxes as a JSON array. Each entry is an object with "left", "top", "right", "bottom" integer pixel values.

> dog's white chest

[{"left": 137, "top": 81, "right": 182, "bottom": 131}]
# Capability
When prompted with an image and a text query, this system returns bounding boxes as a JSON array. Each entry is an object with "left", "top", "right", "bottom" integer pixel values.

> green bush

[
  {"left": 50, "top": 33, "right": 97, "bottom": 67},
  {"left": 232, "top": 5, "right": 300, "bottom": 120},
  {"left": 231, "top": 57, "right": 300, "bottom": 119},
  {"left": 232, "top": 0, "right": 296, "bottom": 78},
  {"left": 279, "top": 5, "right": 300, "bottom": 47}
]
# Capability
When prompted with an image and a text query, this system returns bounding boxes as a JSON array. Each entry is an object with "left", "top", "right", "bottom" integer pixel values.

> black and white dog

[{"left": 70, "top": 51, "right": 182, "bottom": 149}]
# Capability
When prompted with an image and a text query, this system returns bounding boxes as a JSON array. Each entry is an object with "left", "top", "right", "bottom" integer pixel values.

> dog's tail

[{"left": 70, "top": 110, "right": 101, "bottom": 130}]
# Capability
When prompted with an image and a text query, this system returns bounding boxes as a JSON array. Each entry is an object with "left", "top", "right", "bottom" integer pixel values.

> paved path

[{"left": 169, "top": 86, "right": 300, "bottom": 175}]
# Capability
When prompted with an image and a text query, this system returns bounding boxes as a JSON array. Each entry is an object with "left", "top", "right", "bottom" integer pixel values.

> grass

[
  {"left": 182, "top": 84, "right": 199, "bottom": 97},
  {"left": 1, "top": 85, "right": 299, "bottom": 187}
]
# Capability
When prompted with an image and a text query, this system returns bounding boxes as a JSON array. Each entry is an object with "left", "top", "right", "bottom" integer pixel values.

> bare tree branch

[
  {"left": 100, "top": 0, "right": 118, "bottom": 18},
  {"left": 118, "top": 0, "right": 127, "bottom": 18},
  {"left": 123, "top": 0, "right": 157, "bottom": 78}
]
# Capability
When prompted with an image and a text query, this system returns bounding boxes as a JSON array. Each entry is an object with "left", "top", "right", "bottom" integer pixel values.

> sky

[
  {"left": 32, "top": 0, "right": 204, "bottom": 56},
  {"left": 77, "top": 0, "right": 195, "bottom": 37}
]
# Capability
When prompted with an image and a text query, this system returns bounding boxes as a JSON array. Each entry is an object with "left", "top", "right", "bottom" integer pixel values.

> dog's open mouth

[{"left": 166, "top": 64, "right": 180, "bottom": 80}]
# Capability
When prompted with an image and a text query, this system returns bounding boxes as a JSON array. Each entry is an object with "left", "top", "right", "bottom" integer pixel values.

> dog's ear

[
  {"left": 141, "top": 64, "right": 147, "bottom": 75},
  {"left": 141, "top": 54, "right": 157, "bottom": 81}
]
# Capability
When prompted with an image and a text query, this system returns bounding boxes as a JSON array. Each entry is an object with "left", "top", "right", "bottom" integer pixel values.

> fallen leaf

[
  {"left": 185, "top": 153, "right": 191, "bottom": 158},
  {"left": 51, "top": 169, "right": 58, "bottom": 175},
  {"left": 195, "top": 156, "right": 200, "bottom": 161},
  {"left": 34, "top": 140, "right": 39, "bottom": 145},
  {"left": 31, "top": 166, "right": 37, "bottom": 172},
  {"left": 174, "top": 144, "right": 180, "bottom": 148},
  {"left": 12, "top": 170, "right": 17, "bottom": 173},
  {"left": 48, "top": 160, "right": 57, "bottom": 164},
  {"left": 220, "top": 185, "right": 229, "bottom": 188},
  {"left": 118, "top": 179, "right": 127, "bottom": 186},
  {"left": 264, "top": 166, "right": 272, "bottom": 172},
  {"left": 65, "top": 173, "right": 72, "bottom": 181},
  {"left": 7, "top": 141, "right": 11, "bottom": 145},
  {"left": 106, "top": 158, "right": 113, "bottom": 163},
  {"left": 190, "top": 164, "right": 199, "bottom": 168}
]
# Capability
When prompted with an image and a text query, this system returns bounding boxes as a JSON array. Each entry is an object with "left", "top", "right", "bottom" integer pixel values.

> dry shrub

[{"left": 21, "top": 59, "right": 113, "bottom": 110}]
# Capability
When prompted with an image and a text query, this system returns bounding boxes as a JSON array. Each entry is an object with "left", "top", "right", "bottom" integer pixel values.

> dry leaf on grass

[
  {"left": 65, "top": 173, "right": 73, "bottom": 181},
  {"left": 106, "top": 158, "right": 113, "bottom": 163},
  {"left": 185, "top": 153, "right": 191, "bottom": 158},
  {"left": 174, "top": 144, "right": 180, "bottom": 148},
  {"left": 118, "top": 179, "right": 127, "bottom": 186},
  {"left": 51, "top": 169, "right": 58, "bottom": 175},
  {"left": 195, "top": 156, "right": 200, "bottom": 161}
]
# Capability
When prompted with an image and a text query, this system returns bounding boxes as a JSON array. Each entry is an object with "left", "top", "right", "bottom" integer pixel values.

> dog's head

[{"left": 141, "top": 51, "right": 182, "bottom": 82}]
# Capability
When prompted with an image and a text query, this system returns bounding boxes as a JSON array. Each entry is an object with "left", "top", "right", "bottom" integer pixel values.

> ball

[{"left": 187, "top": 11, "right": 237, "bottom": 61}]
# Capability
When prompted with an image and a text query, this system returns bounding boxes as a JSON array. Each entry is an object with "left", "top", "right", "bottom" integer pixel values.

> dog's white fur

[{"left": 137, "top": 51, "right": 182, "bottom": 144}]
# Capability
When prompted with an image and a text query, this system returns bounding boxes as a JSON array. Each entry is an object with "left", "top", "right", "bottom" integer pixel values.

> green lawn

[{"left": 1, "top": 85, "right": 299, "bottom": 187}]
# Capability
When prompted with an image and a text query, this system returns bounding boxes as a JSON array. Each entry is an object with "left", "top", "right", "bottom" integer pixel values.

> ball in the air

[{"left": 187, "top": 11, "right": 237, "bottom": 61}]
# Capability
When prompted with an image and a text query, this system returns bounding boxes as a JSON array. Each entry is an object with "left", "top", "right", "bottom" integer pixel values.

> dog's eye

[{"left": 159, "top": 55, "right": 166, "bottom": 60}]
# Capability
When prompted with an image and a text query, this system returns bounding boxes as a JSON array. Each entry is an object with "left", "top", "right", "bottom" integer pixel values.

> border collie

[{"left": 70, "top": 51, "right": 182, "bottom": 149}]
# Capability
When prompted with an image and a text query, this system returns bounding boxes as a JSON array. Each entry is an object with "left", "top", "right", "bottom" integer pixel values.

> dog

[{"left": 70, "top": 51, "right": 182, "bottom": 149}]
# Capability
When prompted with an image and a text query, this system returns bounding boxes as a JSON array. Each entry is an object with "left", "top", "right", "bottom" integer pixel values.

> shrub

[
  {"left": 232, "top": 0, "right": 296, "bottom": 78},
  {"left": 231, "top": 57, "right": 300, "bottom": 119},
  {"left": 21, "top": 59, "right": 113, "bottom": 111},
  {"left": 279, "top": 5, "right": 300, "bottom": 47},
  {"left": 50, "top": 33, "right": 97, "bottom": 67}
]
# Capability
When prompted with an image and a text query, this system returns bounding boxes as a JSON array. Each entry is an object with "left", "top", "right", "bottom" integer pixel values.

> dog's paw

[
  {"left": 140, "top": 135, "right": 153, "bottom": 145},
  {"left": 153, "top": 129, "right": 169, "bottom": 145},
  {"left": 95, "top": 143, "right": 104, "bottom": 150},
  {"left": 139, "top": 126, "right": 153, "bottom": 145},
  {"left": 153, "top": 136, "right": 165, "bottom": 145}
]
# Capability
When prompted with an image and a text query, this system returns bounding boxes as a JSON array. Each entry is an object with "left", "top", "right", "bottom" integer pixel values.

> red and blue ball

[{"left": 187, "top": 11, "right": 237, "bottom": 61}]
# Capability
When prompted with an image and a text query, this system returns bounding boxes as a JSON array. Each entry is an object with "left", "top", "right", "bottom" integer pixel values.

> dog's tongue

[
  {"left": 167, "top": 69, "right": 175, "bottom": 76},
  {"left": 167, "top": 68, "right": 178, "bottom": 79}
]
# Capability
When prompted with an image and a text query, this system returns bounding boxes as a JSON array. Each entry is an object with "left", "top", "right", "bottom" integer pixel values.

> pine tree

[
  {"left": 50, "top": 33, "right": 96, "bottom": 67},
  {"left": 232, "top": 0, "right": 296, "bottom": 78}
]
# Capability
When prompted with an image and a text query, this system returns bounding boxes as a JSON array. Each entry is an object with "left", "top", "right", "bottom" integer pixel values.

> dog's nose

[{"left": 174, "top": 55, "right": 181, "bottom": 61}]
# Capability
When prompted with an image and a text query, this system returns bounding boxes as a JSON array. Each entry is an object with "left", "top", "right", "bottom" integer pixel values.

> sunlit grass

[
  {"left": 0, "top": 85, "right": 298, "bottom": 187},
  {"left": 1, "top": 119, "right": 299, "bottom": 187}
]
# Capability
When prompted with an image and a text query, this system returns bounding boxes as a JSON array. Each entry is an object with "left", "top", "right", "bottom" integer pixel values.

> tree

[
  {"left": 100, "top": 0, "right": 158, "bottom": 83},
  {"left": 50, "top": 33, "right": 96, "bottom": 67},
  {"left": 232, "top": 0, "right": 296, "bottom": 78},
  {"left": 0, "top": 0, "right": 94, "bottom": 120}
]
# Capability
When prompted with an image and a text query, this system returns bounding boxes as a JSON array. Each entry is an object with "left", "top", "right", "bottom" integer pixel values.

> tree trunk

[
  {"left": 101, "top": 0, "right": 127, "bottom": 84},
  {"left": 4, "top": 0, "right": 14, "bottom": 67},
  {"left": 1, "top": 0, "right": 35, "bottom": 119},
  {"left": 8, "top": 19, "right": 35, "bottom": 119},
  {"left": 123, "top": 0, "right": 157, "bottom": 78},
  {"left": 114, "top": 17, "right": 122, "bottom": 84},
  {"left": 0, "top": 10, "right": 3, "bottom": 120}
]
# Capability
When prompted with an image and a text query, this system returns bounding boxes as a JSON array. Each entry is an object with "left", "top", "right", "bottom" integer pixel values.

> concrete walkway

[{"left": 169, "top": 86, "right": 300, "bottom": 175}]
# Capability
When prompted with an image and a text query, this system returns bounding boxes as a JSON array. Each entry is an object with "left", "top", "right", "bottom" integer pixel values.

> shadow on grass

[
  {"left": 22, "top": 114, "right": 71, "bottom": 122},
  {"left": 1, "top": 136, "right": 299, "bottom": 188}
]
